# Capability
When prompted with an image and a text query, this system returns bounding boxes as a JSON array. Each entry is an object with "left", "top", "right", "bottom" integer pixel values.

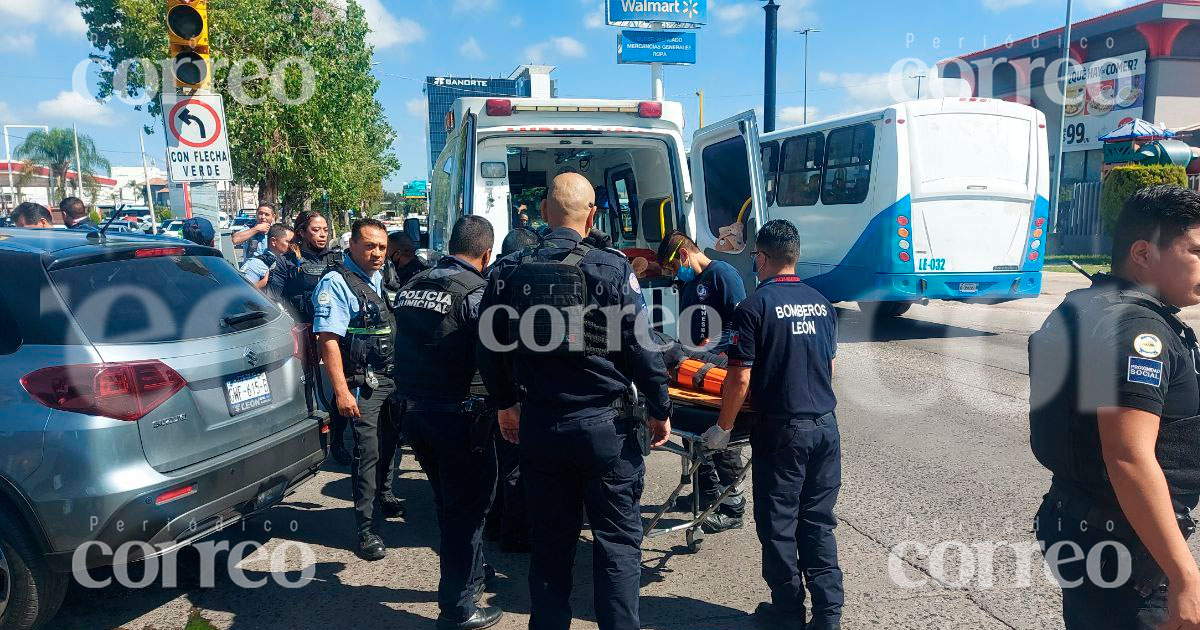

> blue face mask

[{"left": 676, "top": 264, "right": 696, "bottom": 283}]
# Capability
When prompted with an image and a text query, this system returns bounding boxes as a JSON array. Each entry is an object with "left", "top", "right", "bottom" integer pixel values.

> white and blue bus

[{"left": 686, "top": 97, "right": 1050, "bottom": 317}]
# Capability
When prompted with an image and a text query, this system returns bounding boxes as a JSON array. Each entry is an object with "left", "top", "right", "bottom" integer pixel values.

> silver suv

[{"left": 0, "top": 228, "right": 327, "bottom": 629}]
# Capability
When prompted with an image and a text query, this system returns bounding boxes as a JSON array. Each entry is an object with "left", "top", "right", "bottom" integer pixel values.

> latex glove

[{"left": 702, "top": 424, "right": 732, "bottom": 451}]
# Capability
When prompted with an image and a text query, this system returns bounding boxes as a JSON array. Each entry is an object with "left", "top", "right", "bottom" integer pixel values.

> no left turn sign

[{"left": 162, "top": 92, "right": 233, "bottom": 182}]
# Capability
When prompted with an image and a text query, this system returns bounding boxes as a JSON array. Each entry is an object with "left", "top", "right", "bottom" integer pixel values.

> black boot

[
  {"left": 380, "top": 494, "right": 407, "bottom": 520},
  {"left": 436, "top": 606, "right": 503, "bottom": 630},
  {"left": 356, "top": 532, "right": 386, "bottom": 561}
]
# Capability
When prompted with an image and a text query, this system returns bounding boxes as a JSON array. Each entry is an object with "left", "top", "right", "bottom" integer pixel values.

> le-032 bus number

[{"left": 918, "top": 258, "right": 947, "bottom": 271}]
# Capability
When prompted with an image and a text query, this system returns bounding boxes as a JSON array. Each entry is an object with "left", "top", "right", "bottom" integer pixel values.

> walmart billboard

[{"left": 607, "top": 0, "right": 707, "bottom": 29}]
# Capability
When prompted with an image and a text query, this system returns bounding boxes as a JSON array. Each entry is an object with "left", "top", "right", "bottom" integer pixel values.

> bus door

[{"left": 689, "top": 110, "right": 768, "bottom": 295}]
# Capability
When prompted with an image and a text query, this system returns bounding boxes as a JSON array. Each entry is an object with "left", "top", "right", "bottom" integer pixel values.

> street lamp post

[
  {"left": 1050, "top": 0, "right": 1075, "bottom": 236},
  {"left": 797, "top": 28, "right": 820, "bottom": 125},
  {"left": 910, "top": 73, "right": 926, "bottom": 99},
  {"left": 763, "top": 0, "right": 780, "bottom": 133}
]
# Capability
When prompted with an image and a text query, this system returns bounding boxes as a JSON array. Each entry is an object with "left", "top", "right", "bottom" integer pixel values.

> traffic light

[{"left": 166, "top": 0, "right": 210, "bottom": 90}]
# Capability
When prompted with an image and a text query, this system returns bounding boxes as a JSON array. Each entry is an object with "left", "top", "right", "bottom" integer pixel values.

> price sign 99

[{"left": 1064, "top": 122, "right": 1087, "bottom": 145}]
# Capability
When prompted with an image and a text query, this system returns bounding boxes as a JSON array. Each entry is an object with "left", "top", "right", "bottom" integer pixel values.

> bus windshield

[{"left": 909, "top": 113, "right": 1032, "bottom": 188}]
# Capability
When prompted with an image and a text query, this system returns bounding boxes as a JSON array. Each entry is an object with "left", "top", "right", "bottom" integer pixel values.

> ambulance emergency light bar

[{"left": 483, "top": 99, "right": 663, "bottom": 119}]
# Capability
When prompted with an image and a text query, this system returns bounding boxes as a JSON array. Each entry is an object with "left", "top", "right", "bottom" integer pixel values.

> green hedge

[{"left": 1100, "top": 164, "right": 1189, "bottom": 232}]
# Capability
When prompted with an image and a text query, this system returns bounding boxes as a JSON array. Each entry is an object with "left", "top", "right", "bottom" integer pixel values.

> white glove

[{"left": 702, "top": 424, "right": 732, "bottom": 451}]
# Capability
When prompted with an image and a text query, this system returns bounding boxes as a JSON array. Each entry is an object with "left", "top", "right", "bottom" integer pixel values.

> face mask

[{"left": 677, "top": 264, "right": 696, "bottom": 283}]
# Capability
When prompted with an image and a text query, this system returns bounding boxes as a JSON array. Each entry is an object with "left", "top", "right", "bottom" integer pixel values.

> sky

[{"left": 0, "top": 0, "right": 1149, "bottom": 191}]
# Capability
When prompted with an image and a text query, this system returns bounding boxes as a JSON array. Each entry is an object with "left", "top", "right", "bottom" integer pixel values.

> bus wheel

[{"left": 860, "top": 301, "right": 911, "bottom": 319}]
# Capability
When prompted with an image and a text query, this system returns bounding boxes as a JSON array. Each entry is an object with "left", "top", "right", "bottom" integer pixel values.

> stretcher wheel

[{"left": 685, "top": 528, "right": 704, "bottom": 554}]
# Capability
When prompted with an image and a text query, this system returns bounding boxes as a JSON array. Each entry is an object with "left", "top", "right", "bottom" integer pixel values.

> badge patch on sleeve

[
  {"left": 1127, "top": 356, "right": 1164, "bottom": 387},
  {"left": 1134, "top": 333, "right": 1163, "bottom": 358}
]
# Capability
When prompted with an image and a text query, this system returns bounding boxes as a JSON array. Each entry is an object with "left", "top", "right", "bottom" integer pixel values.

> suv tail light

[
  {"left": 638, "top": 101, "right": 663, "bottom": 119},
  {"left": 21, "top": 361, "right": 186, "bottom": 421},
  {"left": 485, "top": 99, "right": 513, "bottom": 116}
]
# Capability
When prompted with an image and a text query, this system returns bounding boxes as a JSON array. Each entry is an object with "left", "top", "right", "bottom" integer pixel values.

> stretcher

[{"left": 643, "top": 386, "right": 758, "bottom": 553}]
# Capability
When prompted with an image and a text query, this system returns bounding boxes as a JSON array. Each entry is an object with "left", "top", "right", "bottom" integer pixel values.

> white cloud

[
  {"left": 0, "top": 32, "right": 35, "bottom": 52},
  {"left": 405, "top": 97, "right": 426, "bottom": 118},
  {"left": 0, "top": 101, "right": 13, "bottom": 124},
  {"left": 711, "top": 0, "right": 815, "bottom": 35},
  {"left": 460, "top": 37, "right": 485, "bottom": 60},
  {"left": 0, "top": 0, "right": 86, "bottom": 34},
  {"left": 330, "top": 0, "right": 424, "bottom": 49},
  {"left": 523, "top": 36, "right": 587, "bottom": 64},
  {"left": 35, "top": 91, "right": 118, "bottom": 127},
  {"left": 778, "top": 105, "right": 819, "bottom": 126},
  {"left": 509, "top": 15, "right": 524, "bottom": 27},
  {"left": 585, "top": 2, "right": 605, "bottom": 29},
  {"left": 454, "top": 0, "right": 499, "bottom": 12}
]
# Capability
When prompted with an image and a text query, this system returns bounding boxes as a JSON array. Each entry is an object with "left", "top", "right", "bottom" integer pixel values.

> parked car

[
  {"left": 230, "top": 217, "right": 257, "bottom": 233},
  {"left": 161, "top": 220, "right": 186, "bottom": 239},
  {"left": 0, "top": 228, "right": 326, "bottom": 628}
]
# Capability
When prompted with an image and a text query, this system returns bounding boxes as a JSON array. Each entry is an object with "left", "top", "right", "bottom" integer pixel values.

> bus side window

[
  {"left": 761, "top": 141, "right": 780, "bottom": 207},
  {"left": 822, "top": 123, "right": 875, "bottom": 206},
  {"left": 607, "top": 168, "right": 638, "bottom": 242},
  {"left": 779, "top": 133, "right": 825, "bottom": 207}
]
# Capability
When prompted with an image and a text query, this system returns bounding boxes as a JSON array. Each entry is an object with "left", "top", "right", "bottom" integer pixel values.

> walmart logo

[
  {"left": 680, "top": 0, "right": 700, "bottom": 18},
  {"left": 617, "top": 0, "right": 705, "bottom": 20}
]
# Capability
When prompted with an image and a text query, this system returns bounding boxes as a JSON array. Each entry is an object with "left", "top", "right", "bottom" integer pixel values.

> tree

[
  {"left": 77, "top": 0, "right": 398, "bottom": 211},
  {"left": 14, "top": 128, "right": 111, "bottom": 201},
  {"left": 1100, "top": 164, "right": 1189, "bottom": 231},
  {"left": 11, "top": 160, "right": 38, "bottom": 204}
]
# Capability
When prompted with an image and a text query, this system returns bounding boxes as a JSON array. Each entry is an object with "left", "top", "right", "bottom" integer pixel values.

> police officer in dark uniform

[
  {"left": 705, "top": 219, "right": 842, "bottom": 630},
  {"left": 1030, "top": 185, "right": 1200, "bottom": 630},
  {"left": 395, "top": 216, "right": 502, "bottom": 630},
  {"left": 657, "top": 230, "right": 748, "bottom": 533},
  {"left": 385, "top": 230, "right": 430, "bottom": 298},
  {"left": 313, "top": 218, "right": 402, "bottom": 561},
  {"left": 478, "top": 173, "right": 672, "bottom": 630}
]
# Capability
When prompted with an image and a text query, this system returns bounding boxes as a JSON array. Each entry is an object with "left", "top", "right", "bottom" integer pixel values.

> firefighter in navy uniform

[
  {"left": 705, "top": 219, "right": 843, "bottom": 630},
  {"left": 478, "top": 173, "right": 671, "bottom": 630},
  {"left": 394, "top": 216, "right": 504, "bottom": 630},
  {"left": 313, "top": 218, "right": 404, "bottom": 561},
  {"left": 1029, "top": 186, "right": 1200, "bottom": 630}
]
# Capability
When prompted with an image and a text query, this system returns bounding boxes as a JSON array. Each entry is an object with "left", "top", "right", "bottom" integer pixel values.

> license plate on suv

[{"left": 225, "top": 370, "right": 272, "bottom": 416}]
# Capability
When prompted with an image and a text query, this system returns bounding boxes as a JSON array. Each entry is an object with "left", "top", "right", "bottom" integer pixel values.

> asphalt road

[{"left": 53, "top": 272, "right": 1200, "bottom": 630}]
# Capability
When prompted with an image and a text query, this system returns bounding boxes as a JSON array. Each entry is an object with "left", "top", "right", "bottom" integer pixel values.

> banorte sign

[{"left": 606, "top": 0, "right": 707, "bottom": 29}]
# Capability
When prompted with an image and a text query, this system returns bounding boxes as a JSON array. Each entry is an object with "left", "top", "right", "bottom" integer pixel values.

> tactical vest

[
  {"left": 392, "top": 265, "right": 486, "bottom": 400},
  {"left": 331, "top": 262, "right": 395, "bottom": 382},
  {"left": 498, "top": 244, "right": 610, "bottom": 356},
  {"left": 284, "top": 248, "right": 338, "bottom": 323},
  {"left": 1030, "top": 282, "right": 1200, "bottom": 499}
]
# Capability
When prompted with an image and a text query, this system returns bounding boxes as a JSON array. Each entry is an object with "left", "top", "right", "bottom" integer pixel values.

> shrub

[{"left": 1100, "top": 164, "right": 1188, "bottom": 232}]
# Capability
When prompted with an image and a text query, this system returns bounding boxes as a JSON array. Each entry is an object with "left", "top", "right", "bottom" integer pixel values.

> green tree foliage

[
  {"left": 1100, "top": 164, "right": 1189, "bottom": 231},
  {"left": 76, "top": 0, "right": 398, "bottom": 217},
  {"left": 14, "top": 128, "right": 111, "bottom": 201}
]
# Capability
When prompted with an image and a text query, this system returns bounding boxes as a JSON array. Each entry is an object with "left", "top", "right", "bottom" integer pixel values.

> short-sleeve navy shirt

[
  {"left": 728, "top": 275, "right": 838, "bottom": 418},
  {"left": 679, "top": 259, "right": 746, "bottom": 349}
]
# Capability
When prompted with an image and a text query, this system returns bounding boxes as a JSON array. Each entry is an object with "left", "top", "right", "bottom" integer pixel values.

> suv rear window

[{"left": 50, "top": 255, "right": 280, "bottom": 344}]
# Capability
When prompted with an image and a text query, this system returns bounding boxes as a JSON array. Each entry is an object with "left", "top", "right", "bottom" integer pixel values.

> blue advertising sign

[
  {"left": 618, "top": 30, "right": 697, "bottom": 65},
  {"left": 607, "top": 0, "right": 707, "bottom": 29}
]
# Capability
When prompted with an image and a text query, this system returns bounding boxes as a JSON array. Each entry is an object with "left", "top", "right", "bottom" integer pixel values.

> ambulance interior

[{"left": 480, "top": 136, "right": 681, "bottom": 285}]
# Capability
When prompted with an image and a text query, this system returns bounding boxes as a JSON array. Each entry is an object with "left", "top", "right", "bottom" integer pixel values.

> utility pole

[
  {"left": 797, "top": 28, "right": 820, "bottom": 125},
  {"left": 72, "top": 124, "right": 84, "bottom": 198},
  {"left": 1050, "top": 0, "right": 1075, "bottom": 236},
  {"left": 140, "top": 132, "right": 158, "bottom": 235},
  {"left": 763, "top": 0, "right": 780, "bottom": 132},
  {"left": 910, "top": 74, "right": 925, "bottom": 99},
  {"left": 650, "top": 24, "right": 664, "bottom": 101},
  {"left": 697, "top": 90, "right": 705, "bottom": 128}
]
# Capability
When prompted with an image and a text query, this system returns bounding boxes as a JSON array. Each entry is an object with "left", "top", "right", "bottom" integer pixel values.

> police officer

[
  {"left": 704, "top": 219, "right": 842, "bottom": 630},
  {"left": 1029, "top": 185, "right": 1200, "bottom": 630},
  {"left": 313, "top": 218, "right": 403, "bottom": 561},
  {"left": 384, "top": 230, "right": 430, "bottom": 298},
  {"left": 395, "top": 216, "right": 502, "bottom": 629},
  {"left": 232, "top": 202, "right": 277, "bottom": 260},
  {"left": 240, "top": 223, "right": 295, "bottom": 300},
  {"left": 181, "top": 217, "right": 216, "bottom": 247},
  {"left": 657, "top": 230, "right": 748, "bottom": 533},
  {"left": 287, "top": 210, "right": 355, "bottom": 463},
  {"left": 478, "top": 172, "right": 671, "bottom": 630}
]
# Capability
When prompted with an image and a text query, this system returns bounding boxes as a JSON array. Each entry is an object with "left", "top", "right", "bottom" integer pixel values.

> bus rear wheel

[{"left": 860, "top": 301, "right": 912, "bottom": 319}]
